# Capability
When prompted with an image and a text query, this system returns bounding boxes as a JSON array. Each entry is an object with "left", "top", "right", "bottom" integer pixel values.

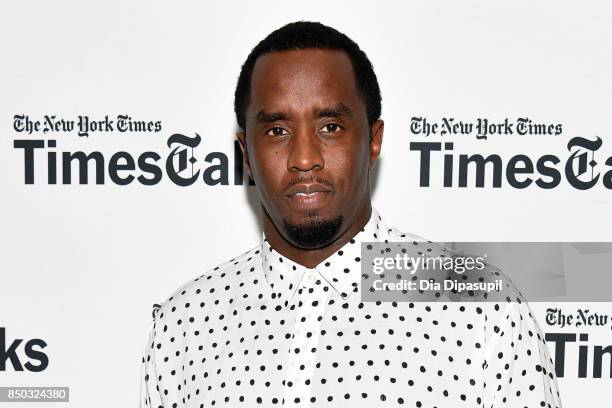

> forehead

[{"left": 248, "top": 48, "right": 364, "bottom": 117}]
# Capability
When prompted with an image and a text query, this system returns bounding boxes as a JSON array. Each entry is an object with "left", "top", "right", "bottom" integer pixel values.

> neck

[{"left": 262, "top": 202, "right": 372, "bottom": 269}]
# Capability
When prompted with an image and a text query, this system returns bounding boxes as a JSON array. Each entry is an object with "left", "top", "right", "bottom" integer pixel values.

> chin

[{"left": 281, "top": 213, "right": 345, "bottom": 249}]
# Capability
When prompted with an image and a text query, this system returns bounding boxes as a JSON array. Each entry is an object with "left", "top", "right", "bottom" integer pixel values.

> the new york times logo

[
  {"left": 410, "top": 136, "right": 612, "bottom": 189},
  {"left": 0, "top": 328, "right": 48, "bottom": 372},
  {"left": 545, "top": 308, "right": 612, "bottom": 379},
  {"left": 13, "top": 134, "right": 253, "bottom": 186}
]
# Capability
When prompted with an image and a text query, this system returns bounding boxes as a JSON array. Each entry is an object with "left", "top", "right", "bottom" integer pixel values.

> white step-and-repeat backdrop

[{"left": 1, "top": 1, "right": 611, "bottom": 407}]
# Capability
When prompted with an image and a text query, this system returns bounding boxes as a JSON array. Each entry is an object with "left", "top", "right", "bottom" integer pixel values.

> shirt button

[{"left": 307, "top": 271, "right": 317, "bottom": 284}]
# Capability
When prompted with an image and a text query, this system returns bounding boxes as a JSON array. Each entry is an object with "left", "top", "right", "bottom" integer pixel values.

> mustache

[{"left": 283, "top": 176, "right": 334, "bottom": 191}]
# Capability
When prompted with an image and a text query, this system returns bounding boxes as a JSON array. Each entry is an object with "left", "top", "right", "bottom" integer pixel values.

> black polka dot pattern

[{"left": 140, "top": 208, "right": 562, "bottom": 408}]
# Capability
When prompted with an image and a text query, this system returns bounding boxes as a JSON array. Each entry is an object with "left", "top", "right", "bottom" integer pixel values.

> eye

[
  {"left": 266, "top": 127, "right": 289, "bottom": 137},
  {"left": 319, "top": 123, "right": 342, "bottom": 134}
]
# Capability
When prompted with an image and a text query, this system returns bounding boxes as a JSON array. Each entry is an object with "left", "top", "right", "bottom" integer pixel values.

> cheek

[
  {"left": 327, "top": 141, "right": 370, "bottom": 193},
  {"left": 251, "top": 145, "right": 285, "bottom": 191}
]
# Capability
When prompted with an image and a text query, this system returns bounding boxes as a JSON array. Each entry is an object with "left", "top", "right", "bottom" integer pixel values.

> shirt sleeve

[
  {"left": 140, "top": 304, "right": 164, "bottom": 408},
  {"left": 482, "top": 299, "right": 562, "bottom": 408}
]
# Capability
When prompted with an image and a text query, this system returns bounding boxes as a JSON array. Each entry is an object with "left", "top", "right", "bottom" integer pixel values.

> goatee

[{"left": 283, "top": 215, "right": 344, "bottom": 249}]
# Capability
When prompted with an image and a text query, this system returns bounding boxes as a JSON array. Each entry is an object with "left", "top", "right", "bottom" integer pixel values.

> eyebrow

[
  {"left": 315, "top": 103, "right": 353, "bottom": 119},
  {"left": 256, "top": 111, "right": 289, "bottom": 124},
  {"left": 255, "top": 103, "right": 353, "bottom": 124}
]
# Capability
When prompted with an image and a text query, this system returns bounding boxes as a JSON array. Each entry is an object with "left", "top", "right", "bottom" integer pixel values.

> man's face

[{"left": 238, "top": 48, "right": 383, "bottom": 249}]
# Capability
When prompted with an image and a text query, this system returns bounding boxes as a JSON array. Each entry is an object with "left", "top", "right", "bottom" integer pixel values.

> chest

[{"left": 176, "top": 296, "right": 486, "bottom": 407}]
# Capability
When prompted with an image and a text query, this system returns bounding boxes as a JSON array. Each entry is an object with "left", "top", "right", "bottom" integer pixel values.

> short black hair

[{"left": 234, "top": 21, "right": 382, "bottom": 131}]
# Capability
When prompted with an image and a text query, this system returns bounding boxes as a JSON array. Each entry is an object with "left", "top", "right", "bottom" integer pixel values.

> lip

[
  {"left": 284, "top": 182, "right": 334, "bottom": 210},
  {"left": 284, "top": 182, "right": 333, "bottom": 197}
]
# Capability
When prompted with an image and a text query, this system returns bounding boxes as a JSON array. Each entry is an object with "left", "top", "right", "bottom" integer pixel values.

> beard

[{"left": 282, "top": 214, "right": 344, "bottom": 249}]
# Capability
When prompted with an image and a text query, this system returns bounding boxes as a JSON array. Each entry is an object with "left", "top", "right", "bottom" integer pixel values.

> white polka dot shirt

[{"left": 140, "top": 208, "right": 562, "bottom": 408}]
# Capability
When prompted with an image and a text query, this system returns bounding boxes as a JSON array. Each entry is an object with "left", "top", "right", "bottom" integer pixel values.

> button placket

[{"left": 283, "top": 269, "right": 328, "bottom": 407}]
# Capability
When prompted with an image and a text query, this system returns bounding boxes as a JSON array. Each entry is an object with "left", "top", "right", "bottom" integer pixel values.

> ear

[
  {"left": 368, "top": 119, "right": 384, "bottom": 170},
  {"left": 236, "top": 130, "right": 253, "bottom": 180}
]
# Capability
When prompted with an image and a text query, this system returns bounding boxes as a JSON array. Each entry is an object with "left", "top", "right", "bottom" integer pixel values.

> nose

[{"left": 287, "top": 128, "right": 324, "bottom": 173}]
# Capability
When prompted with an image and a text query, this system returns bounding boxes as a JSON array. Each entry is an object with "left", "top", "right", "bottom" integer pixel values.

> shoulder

[
  {"left": 386, "top": 226, "right": 430, "bottom": 244},
  {"left": 373, "top": 210, "right": 425, "bottom": 244},
  {"left": 375, "top": 212, "right": 443, "bottom": 254},
  {"left": 379, "top": 219, "right": 455, "bottom": 263},
  {"left": 377, "top": 215, "right": 527, "bottom": 303},
  {"left": 151, "top": 244, "right": 263, "bottom": 322}
]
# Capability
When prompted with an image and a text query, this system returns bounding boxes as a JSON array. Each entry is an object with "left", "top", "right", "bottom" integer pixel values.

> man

[{"left": 141, "top": 21, "right": 561, "bottom": 407}]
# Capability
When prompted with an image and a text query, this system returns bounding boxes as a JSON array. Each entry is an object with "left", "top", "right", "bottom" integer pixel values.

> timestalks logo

[
  {"left": 545, "top": 332, "right": 612, "bottom": 378},
  {"left": 12, "top": 133, "right": 254, "bottom": 186},
  {"left": 410, "top": 136, "right": 612, "bottom": 189},
  {"left": 0, "top": 328, "right": 48, "bottom": 372}
]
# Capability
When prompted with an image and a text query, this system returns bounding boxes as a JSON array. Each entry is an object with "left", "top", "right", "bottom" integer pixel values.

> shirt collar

[{"left": 261, "top": 207, "right": 389, "bottom": 306}]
